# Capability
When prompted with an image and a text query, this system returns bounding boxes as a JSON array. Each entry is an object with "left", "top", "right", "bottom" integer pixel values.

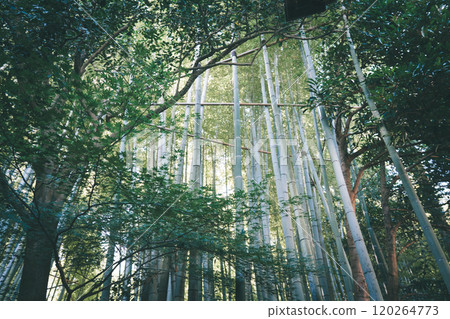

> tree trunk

[
  {"left": 187, "top": 68, "right": 203, "bottom": 301},
  {"left": 100, "top": 236, "right": 115, "bottom": 301},
  {"left": 249, "top": 108, "right": 277, "bottom": 301},
  {"left": 246, "top": 133, "right": 265, "bottom": 300},
  {"left": 312, "top": 187, "right": 334, "bottom": 300},
  {"left": 174, "top": 88, "right": 192, "bottom": 184},
  {"left": 220, "top": 256, "right": 227, "bottom": 300},
  {"left": 172, "top": 250, "right": 187, "bottom": 301},
  {"left": 231, "top": 50, "right": 247, "bottom": 301},
  {"left": 170, "top": 85, "right": 195, "bottom": 301},
  {"left": 380, "top": 162, "right": 399, "bottom": 300},
  {"left": 121, "top": 254, "right": 133, "bottom": 301},
  {"left": 157, "top": 256, "right": 170, "bottom": 301},
  {"left": 101, "top": 127, "right": 127, "bottom": 301},
  {"left": 202, "top": 252, "right": 214, "bottom": 301},
  {"left": 18, "top": 226, "right": 56, "bottom": 300},
  {"left": 187, "top": 249, "right": 202, "bottom": 301}
]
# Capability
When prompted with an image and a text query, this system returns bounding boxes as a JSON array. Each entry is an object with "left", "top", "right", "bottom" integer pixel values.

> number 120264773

[{"left": 372, "top": 305, "right": 439, "bottom": 316}]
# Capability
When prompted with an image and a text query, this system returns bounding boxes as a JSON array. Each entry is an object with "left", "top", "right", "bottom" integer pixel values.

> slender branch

[
  {"left": 397, "top": 241, "right": 416, "bottom": 258},
  {"left": 79, "top": 20, "right": 133, "bottom": 76}
]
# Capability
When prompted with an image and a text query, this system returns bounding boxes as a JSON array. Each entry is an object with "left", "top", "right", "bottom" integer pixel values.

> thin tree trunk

[
  {"left": 231, "top": 50, "right": 247, "bottom": 301},
  {"left": 220, "top": 256, "right": 227, "bottom": 301},
  {"left": 380, "top": 162, "right": 399, "bottom": 300},
  {"left": 189, "top": 71, "right": 203, "bottom": 189},
  {"left": 260, "top": 72, "right": 300, "bottom": 301},
  {"left": 187, "top": 69, "right": 203, "bottom": 301},
  {"left": 100, "top": 236, "right": 116, "bottom": 301},
  {"left": 157, "top": 100, "right": 168, "bottom": 169},
  {"left": 174, "top": 88, "right": 192, "bottom": 184},
  {"left": 100, "top": 118, "right": 128, "bottom": 301},
  {"left": 57, "top": 274, "right": 70, "bottom": 301},
  {"left": 121, "top": 137, "right": 137, "bottom": 301},
  {"left": 245, "top": 133, "right": 265, "bottom": 301},
  {"left": 312, "top": 187, "right": 334, "bottom": 300},
  {"left": 187, "top": 250, "right": 202, "bottom": 301},
  {"left": 172, "top": 250, "right": 187, "bottom": 301},
  {"left": 333, "top": 115, "right": 372, "bottom": 301},
  {"left": 203, "top": 252, "right": 214, "bottom": 301},
  {"left": 121, "top": 251, "right": 133, "bottom": 301},
  {"left": 157, "top": 256, "right": 170, "bottom": 301},
  {"left": 170, "top": 86, "right": 195, "bottom": 301},
  {"left": 299, "top": 128, "right": 326, "bottom": 300}
]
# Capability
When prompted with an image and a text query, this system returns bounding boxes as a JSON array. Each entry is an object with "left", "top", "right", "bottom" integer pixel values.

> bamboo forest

[{"left": 0, "top": 0, "right": 449, "bottom": 303}]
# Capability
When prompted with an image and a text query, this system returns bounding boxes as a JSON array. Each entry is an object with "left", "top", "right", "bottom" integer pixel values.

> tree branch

[
  {"left": 397, "top": 241, "right": 416, "bottom": 258},
  {"left": 78, "top": 20, "right": 133, "bottom": 76}
]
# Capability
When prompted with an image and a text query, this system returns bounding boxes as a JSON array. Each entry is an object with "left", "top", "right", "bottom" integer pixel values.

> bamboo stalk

[{"left": 187, "top": 68, "right": 203, "bottom": 301}]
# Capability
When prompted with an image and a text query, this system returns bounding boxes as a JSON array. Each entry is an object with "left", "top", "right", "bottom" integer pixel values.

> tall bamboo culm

[
  {"left": 187, "top": 69, "right": 203, "bottom": 301},
  {"left": 231, "top": 50, "right": 248, "bottom": 300}
]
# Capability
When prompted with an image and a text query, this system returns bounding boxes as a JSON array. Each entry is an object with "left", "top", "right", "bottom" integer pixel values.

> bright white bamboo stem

[
  {"left": 189, "top": 72, "right": 203, "bottom": 187},
  {"left": 174, "top": 88, "right": 193, "bottom": 184}
]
